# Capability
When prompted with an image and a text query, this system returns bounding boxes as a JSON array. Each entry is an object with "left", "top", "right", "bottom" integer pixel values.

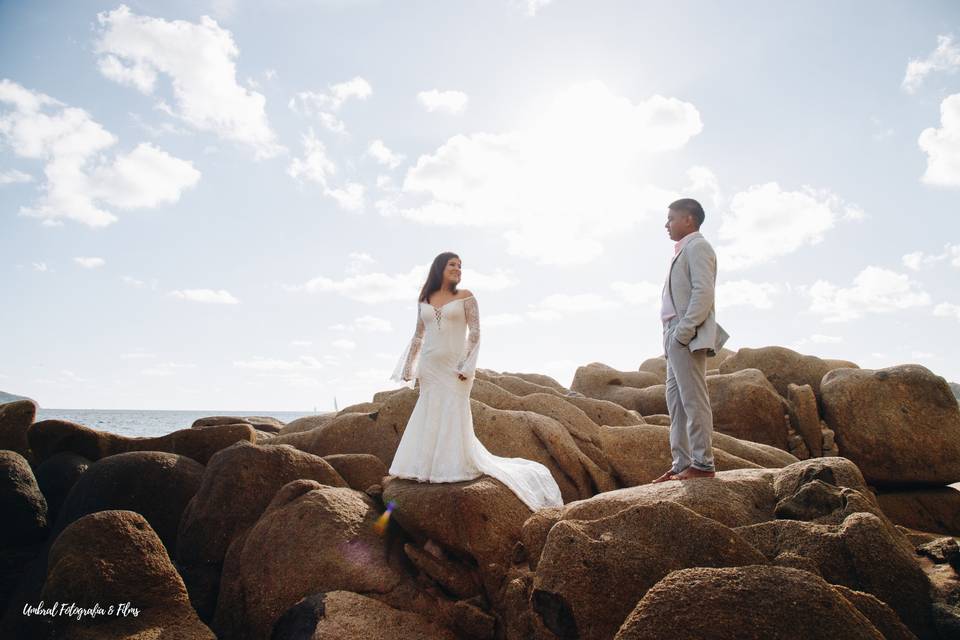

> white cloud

[
  {"left": 285, "top": 264, "right": 516, "bottom": 304},
  {"left": 355, "top": 315, "right": 393, "bottom": 332},
  {"left": 717, "top": 280, "right": 780, "bottom": 309},
  {"left": 169, "top": 288, "right": 239, "bottom": 304},
  {"left": 289, "top": 76, "right": 372, "bottom": 134},
  {"left": 902, "top": 244, "right": 960, "bottom": 270},
  {"left": 141, "top": 361, "right": 196, "bottom": 376},
  {"left": 806, "top": 266, "right": 931, "bottom": 322},
  {"left": 121, "top": 275, "right": 144, "bottom": 287},
  {"left": 0, "top": 169, "right": 32, "bottom": 185},
  {"left": 417, "top": 89, "right": 469, "bottom": 114},
  {"left": 234, "top": 356, "right": 324, "bottom": 371},
  {"left": 346, "top": 251, "right": 376, "bottom": 274},
  {"left": 934, "top": 302, "right": 960, "bottom": 320},
  {"left": 94, "top": 5, "right": 283, "bottom": 158},
  {"left": 0, "top": 79, "right": 200, "bottom": 227},
  {"left": 368, "top": 139, "right": 405, "bottom": 168},
  {"left": 610, "top": 280, "right": 661, "bottom": 306},
  {"left": 290, "top": 340, "right": 313, "bottom": 347},
  {"left": 716, "top": 182, "right": 864, "bottom": 270},
  {"left": 288, "top": 128, "right": 365, "bottom": 211},
  {"left": 74, "top": 256, "right": 105, "bottom": 269},
  {"left": 332, "top": 338, "right": 356, "bottom": 350},
  {"left": 809, "top": 334, "right": 843, "bottom": 344},
  {"left": 120, "top": 350, "right": 156, "bottom": 359},
  {"left": 400, "top": 82, "right": 701, "bottom": 265},
  {"left": 32, "top": 262, "right": 49, "bottom": 272},
  {"left": 902, "top": 35, "right": 960, "bottom": 94},
  {"left": 918, "top": 93, "right": 960, "bottom": 187},
  {"left": 521, "top": 0, "right": 553, "bottom": 16},
  {"left": 485, "top": 313, "right": 525, "bottom": 327},
  {"left": 526, "top": 293, "right": 620, "bottom": 321}
]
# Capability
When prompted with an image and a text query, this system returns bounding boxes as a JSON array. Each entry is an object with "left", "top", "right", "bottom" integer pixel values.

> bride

[{"left": 390, "top": 252, "right": 563, "bottom": 511}]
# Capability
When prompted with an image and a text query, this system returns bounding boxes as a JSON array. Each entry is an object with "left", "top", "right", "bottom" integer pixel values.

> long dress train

[{"left": 389, "top": 295, "right": 563, "bottom": 511}]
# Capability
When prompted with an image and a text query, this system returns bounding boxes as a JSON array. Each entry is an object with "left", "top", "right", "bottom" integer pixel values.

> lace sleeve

[
  {"left": 391, "top": 307, "right": 424, "bottom": 385},
  {"left": 457, "top": 296, "right": 481, "bottom": 376}
]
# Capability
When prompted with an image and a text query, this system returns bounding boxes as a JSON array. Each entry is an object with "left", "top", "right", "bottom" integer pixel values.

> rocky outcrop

[
  {"left": 614, "top": 566, "right": 888, "bottom": 640},
  {"left": 213, "top": 481, "right": 419, "bottom": 640},
  {"left": 876, "top": 487, "right": 960, "bottom": 536},
  {"left": 177, "top": 441, "right": 347, "bottom": 620},
  {"left": 0, "top": 450, "right": 47, "bottom": 546},
  {"left": 40, "top": 510, "right": 215, "bottom": 639},
  {"left": 51, "top": 451, "right": 204, "bottom": 556},
  {"left": 719, "top": 346, "right": 838, "bottom": 397},
  {"left": 0, "top": 399, "right": 36, "bottom": 461},
  {"left": 32, "top": 452, "right": 90, "bottom": 525},
  {"left": 28, "top": 419, "right": 256, "bottom": 465},
  {"left": 820, "top": 365, "right": 960, "bottom": 486}
]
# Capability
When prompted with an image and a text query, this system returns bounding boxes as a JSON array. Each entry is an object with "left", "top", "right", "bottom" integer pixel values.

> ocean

[{"left": 34, "top": 408, "right": 322, "bottom": 438}]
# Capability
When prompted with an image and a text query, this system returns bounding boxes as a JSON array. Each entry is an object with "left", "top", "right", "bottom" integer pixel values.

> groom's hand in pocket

[{"left": 457, "top": 372, "right": 468, "bottom": 381}]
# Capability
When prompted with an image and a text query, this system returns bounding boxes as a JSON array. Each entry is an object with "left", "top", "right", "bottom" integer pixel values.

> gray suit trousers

[{"left": 663, "top": 317, "right": 716, "bottom": 473}]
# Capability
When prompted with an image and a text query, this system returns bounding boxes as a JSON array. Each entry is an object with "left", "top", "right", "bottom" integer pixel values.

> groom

[{"left": 652, "top": 198, "right": 729, "bottom": 483}]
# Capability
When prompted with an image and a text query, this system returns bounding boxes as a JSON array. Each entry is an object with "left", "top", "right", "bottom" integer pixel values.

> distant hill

[
  {"left": 0, "top": 390, "right": 33, "bottom": 405},
  {"left": 951, "top": 382, "right": 960, "bottom": 401}
]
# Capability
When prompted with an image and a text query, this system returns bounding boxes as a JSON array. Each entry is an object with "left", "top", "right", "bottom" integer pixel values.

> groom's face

[{"left": 665, "top": 208, "right": 695, "bottom": 242}]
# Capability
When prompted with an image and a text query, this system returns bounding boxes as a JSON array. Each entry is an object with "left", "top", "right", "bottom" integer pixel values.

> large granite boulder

[
  {"left": 614, "top": 566, "right": 887, "bottom": 640},
  {"left": 33, "top": 451, "right": 90, "bottom": 525},
  {"left": 278, "top": 412, "right": 339, "bottom": 436},
  {"left": 272, "top": 590, "right": 458, "bottom": 640},
  {"left": 562, "top": 395, "right": 644, "bottom": 427},
  {"left": 708, "top": 368, "right": 791, "bottom": 449},
  {"left": 477, "top": 371, "right": 565, "bottom": 397},
  {"left": 0, "top": 450, "right": 48, "bottom": 546},
  {"left": 876, "top": 487, "right": 960, "bottom": 536},
  {"left": 531, "top": 500, "right": 766, "bottom": 640},
  {"left": 177, "top": 441, "right": 346, "bottom": 619},
  {"left": 51, "top": 451, "right": 204, "bottom": 556},
  {"left": 596, "top": 424, "right": 800, "bottom": 487},
  {"left": 500, "top": 371, "right": 568, "bottom": 392},
  {"left": 820, "top": 365, "right": 960, "bottom": 486},
  {"left": 213, "top": 481, "right": 419, "bottom": 640},
  {"left": 0, "top": 399, "right": 36, "bottom": 461},
  {"left": 570, "top": 363, "right": 664, "bottom": 412},
  {"left": 736, "top": 512, "right": 934, "bottom": 638},
  {"left": 382, "top": 475, "right": 532, "bottom": 600},
  {"left": 28, "top": 419, "right": 256, "bottom": 465},
  {"left": 40, "top": 510, "right": 214, "bottom": 640},
  {"left": 786, "top": 383, "right": 823, "bottom": 457},
  {"left": 193, "top": 415, "right": 284, "bottom": 434},
  {"left": 322, "top": 453, "right": 387, "bottom": 492},
  {"left": 719, "top": 346, "right": 836, "bottom": 397}
]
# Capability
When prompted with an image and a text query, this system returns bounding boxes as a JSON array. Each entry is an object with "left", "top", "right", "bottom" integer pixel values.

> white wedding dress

[{"left": 390, "top": 295, "right": 563, "bottom": 511}]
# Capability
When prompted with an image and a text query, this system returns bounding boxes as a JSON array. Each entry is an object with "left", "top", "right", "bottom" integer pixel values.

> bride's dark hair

[{"left": 419, "top": 252, "right": 460, "bottom": 303}]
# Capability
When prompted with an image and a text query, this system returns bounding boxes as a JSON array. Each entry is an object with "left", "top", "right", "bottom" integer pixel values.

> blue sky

[{"left": 2, "top": 0, "right": 959, "bottom": 410}]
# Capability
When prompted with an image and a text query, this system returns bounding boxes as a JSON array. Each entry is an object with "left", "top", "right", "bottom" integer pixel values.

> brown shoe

[
  {"left": 651, "top": 469, "right": 681, "bottom": 483},
  {"left": 677, "top": 467, "right": 716, "bottom": 480}
]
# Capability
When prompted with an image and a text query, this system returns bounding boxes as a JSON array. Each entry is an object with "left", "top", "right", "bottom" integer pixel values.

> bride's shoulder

[{"left": 458, "top": 289, "right": 475, "bottom": 300}]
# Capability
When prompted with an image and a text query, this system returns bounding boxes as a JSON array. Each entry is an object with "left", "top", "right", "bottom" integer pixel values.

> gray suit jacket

[{"left": 666, "top": 232, "right": 730, "bottom": 357}]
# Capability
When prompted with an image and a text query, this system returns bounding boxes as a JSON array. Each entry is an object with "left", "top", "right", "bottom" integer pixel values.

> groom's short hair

[{"left": 669, "top": 198, "right": 705, "bottom": 228}]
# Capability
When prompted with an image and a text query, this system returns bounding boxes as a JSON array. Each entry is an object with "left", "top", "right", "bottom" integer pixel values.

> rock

[
  {"left": 825, "top": 358, "right": 860, "bottom": 371},
  {"left": 28, "top": 419, "right": 257, "bottom": 465},
  {"left": 193, "top": 415, "right": 285, "bottom": 433},
  {"left": 382, "top": 475, "right": 531, "bottom": 597},
  {"left": 832, "top": 585, "right": 919, "bottom": 640},
  {"left": 0, "top": 400, "right": 36, "bottom": 461},
  {"left": 706, "top": 347, "right": 736, "bottom": 370},
  {"left": 41, "top": 510, "right": 214, "bottom": 640},
  {"left": 736, "top": 512, "right": 935, "bottom": 638},
  {"left": 322, "top": 453, "right": 387, "bottom": 492},
  {"left": 718, "top": 345, "right": 835, "bottom": 397},
  {"left": 477, "top": 371, "right": 565, "bottom": 397},
  {"left": 637, "top": 357, "right": 667, "bottom": 383},
  {"left": 786, "top": 383, "right": 823, "bottom": 456},
  {"left": 51, "top": 451, "right": 203, "bottom": 556},
  {"left": 270, "top": 390, "right": 414, "bottom": 467},
  {"left": 0, "top": 450, "right": 47, "bottom": 546},
  {"left": 33, "top": 451, "right": 90, "bottom": 525},
  {"left": 774, "top": 479, "right": 846, "bottom": 520},
  {"left": 213, "top": 480, "right": 419, "bottom": 640},
  {"left": 562, "top": 395, "right": 644, "bottom": 427},
  {"left": 271, "top": 590, "right": 458, "bottom": 640},
  {"left": 642, "top": 414, "right": 671, "bottom": 426},
  {"left": 570, "top": 363, "right": 664, "bottom": 411},
  {"left": 708, "top": 368, "right": 791, "bottom": 449},
  {"left": 278, "top": 412, "right": 338, "bottom": 436},
  {"left": 531, "top": 500, "right": 766, "bottom": 640},
  {"left": 917, "top": 537, "right": 960, "bottom": 570},
  {"left": 820, "top": 365, "right": 960, "bottom": 486},
  {"left": 403, "top": 543, "right": 481, "bottom": 599},
  {"left": 177, "top": 441, "right": 347, "bottom": 619},
  {"left": 596, "top": 424, "right": 771, "bottom": 487},
  {"left": 876, "top": 487, "right": 960, "bottom": 536},
  {"left": 339, "top": 402, "right": 382, "bottom": 414},
  {"left": 501, "top": 371, "right": 568, "bottom": 392},
  {"left": 613, "top": 566, "right": 886, "bottom": 640}
]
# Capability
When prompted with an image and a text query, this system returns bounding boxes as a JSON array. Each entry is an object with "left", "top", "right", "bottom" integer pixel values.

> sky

[{"left": 2, "top": 0, "right": 959, "bottom": 411}]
